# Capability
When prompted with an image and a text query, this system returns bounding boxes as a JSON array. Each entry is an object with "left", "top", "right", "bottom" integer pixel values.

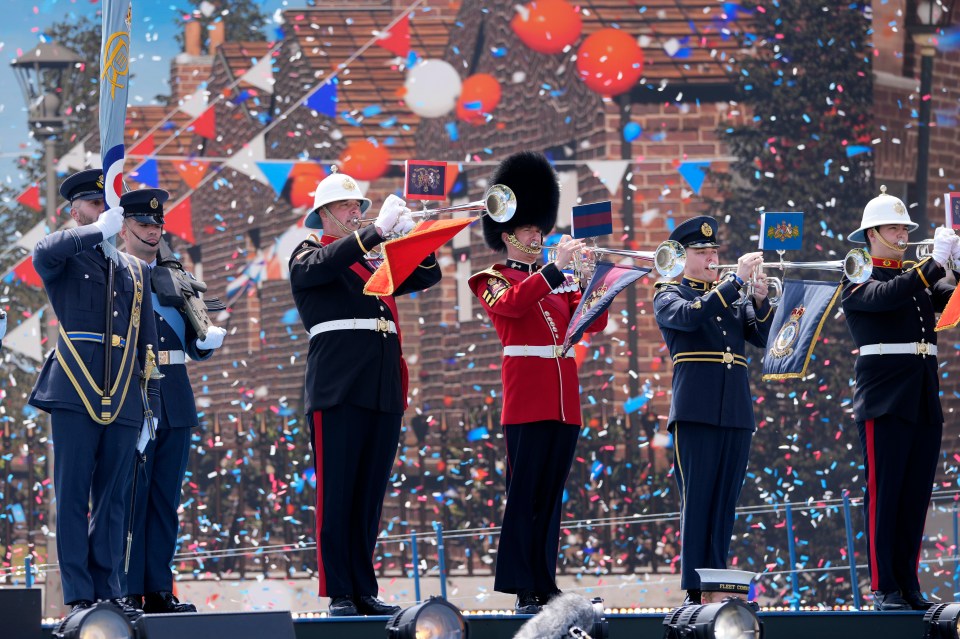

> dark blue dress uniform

[
  {"left": 841, "top": 256, "right": 952, "bottom": 597},
  {"left": 653, "top": 216, "right": 773, "bottom": 594},
  {"left": 28, "top": 170, "right": 161, "bottom": 606},
  {"left": 288, "top": 225, "right": 440, "bottom": 600},
  {"left": 117, "top": 189, "right": 213, "bottom": 606}
]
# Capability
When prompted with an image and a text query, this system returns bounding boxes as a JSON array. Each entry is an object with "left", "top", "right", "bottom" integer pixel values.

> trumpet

[
  {"left": 547, "top": 240, "right": 686, "bottom": 279},
  {"left": 904, "top": 239, "right": 959, "bottom": 268},
  {"left": 709, "top": 248, "right": 873, "bottom": 304}
]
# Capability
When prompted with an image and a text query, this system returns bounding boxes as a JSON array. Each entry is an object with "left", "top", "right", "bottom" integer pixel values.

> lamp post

[
  {"left": 906, "top": 0, "right": 956, "bottom": 231},
  {"left": 10, "top": 39, "right": 80, "bottom": 619}
]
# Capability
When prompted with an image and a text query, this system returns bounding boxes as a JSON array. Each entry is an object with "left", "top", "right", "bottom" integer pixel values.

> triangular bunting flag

[
  {"left": 15, "top": 220, "right": 48, "bottom": 251},
  {"left": 174, "top": 160, "right": 210, "bottom": 189},
  {"left": 304, "top": 82, "right": 337, "bottom": 118},
  {"left": 257, "top": 162, "right": 296, "bottom": 197},
  {"left": 225, "top": 134, "right": 269, "bottom": 184},
  {"left": 4, "top": 310, "right": 44, "bottom": 362},
  {"left": 13, "top": 255, "right": 43, "bottom": 288},
  {"left": 17, "top": 184, "right": 42, "bottom": 212},
  {"left": 241, "top": 55, "right": 275, "bottom": 94},
  {"left": 165, "top": 196, "right": 195, "bottom": 244},
  {"left": 128, "top": 133, "right": 155, "bottom": 157},
  {"left": 557, "top": 170, "right": 580, "bottom": 228},
  {"left": 586, "top": 160, "right": 630, "bottom": 196},
  {"left": 56, "top": 141, "right": 86, "bottom": 174},
  {"left": 179, "top": 88, "right": 208, "bottom": 118},
  {"left": 678, "top": 160, "right": 711, "bottom": 195},
  {"left": 376, "top": 14, "right": 410, "bottom": 57},
  {"left": 131, "top": 158, "right": 159, "bottom": 188},
  {"left": 192, "top": 107, "right": 216, "bottom": 140}
]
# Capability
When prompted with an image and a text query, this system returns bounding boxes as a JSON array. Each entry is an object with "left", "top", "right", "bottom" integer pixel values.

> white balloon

[{"left": 403, "top": 59, "right": 462, "bottom": 118}]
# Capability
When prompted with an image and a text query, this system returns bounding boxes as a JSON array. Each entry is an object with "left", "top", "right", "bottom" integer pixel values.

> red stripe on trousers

[
  {"left": 311, "top": 410, "right": 327, "bottom": 596},
  {"left": 865, "top": 419, "right": 879, "bottom": 591}
]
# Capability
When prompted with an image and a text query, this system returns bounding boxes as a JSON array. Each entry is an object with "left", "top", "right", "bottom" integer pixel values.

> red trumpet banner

[
  {"left": 936, "top": 287, "right": 960, "bottom": 331},
  {"left": 363, "top": 216, "right": 477, "bottom": 296}
]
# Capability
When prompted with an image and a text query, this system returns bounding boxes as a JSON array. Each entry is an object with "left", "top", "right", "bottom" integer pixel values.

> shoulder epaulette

[
  {"left": 292, "top": 235, "right": 322, "bottom": 262},
  {"left": 654, "top": 280, "right": 681, "bottom": 290},
  {"left": 473, "top": 266, "right": 509, "bottom": 284}
]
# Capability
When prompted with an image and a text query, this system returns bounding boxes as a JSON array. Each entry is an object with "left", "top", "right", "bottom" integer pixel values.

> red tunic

[{"left": 469, "top": 262, "right": 608, "bottom": 426}]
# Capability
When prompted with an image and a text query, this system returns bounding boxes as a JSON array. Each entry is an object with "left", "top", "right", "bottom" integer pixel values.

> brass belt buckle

[
  {"left": 553, "top": 345, "right": 564, "bottom": 358},
  {"left": 157, "top": 351, "right": 169, "bottom": 366},
  {"left": 722, "top": 352, "right": 734, "bottom": 364},
  {"left": 376, "top": 318, "right": 389, "bottom": 333},
  {"left": 111, "top": 334, "right": 122, "bottom": 347},
  {"left": 917, "top": 342, "right": 929, "bottom": 356}
]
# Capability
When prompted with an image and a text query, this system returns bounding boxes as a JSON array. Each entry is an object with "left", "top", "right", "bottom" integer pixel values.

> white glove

[
  {"left": 931, "top": 233, "right": 958, "bottom": 268},
  {"left": 196, "top": 325, "right": 227, "bottom": 350},
  {"left": 393, "top": 213, "right": 416, "bottom": 236},
  {"left": 952, "top": 236, "right": 960, "bottom": 265},
  {"left": 374, "top": 194, "right": 408, "bottom": 236},
  {"left": 92, "top": 206, "right": 124, "bottom": 240},
  {"left": 935, "top": 226, "right": 957, "bottom": 241},
  {"left": 136, "top": 416, "right": 158, "bottom": 455}
]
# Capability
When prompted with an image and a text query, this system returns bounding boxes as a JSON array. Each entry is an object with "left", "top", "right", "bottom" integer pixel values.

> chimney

[
  {"left": 209, "top": 21, "right": 225, "bottom": 55},
  {"left": 184, "top": 20, "right": 201, "bottom": 56}
]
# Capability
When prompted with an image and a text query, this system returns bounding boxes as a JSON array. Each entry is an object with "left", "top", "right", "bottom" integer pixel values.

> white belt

[
  {"left": 859, "top": 342, "right": 937, "bottom": 357},
  {"left": 308, "top": 318, "right": 397, "bottom": 337},
  {"left": 157, "top": 350, "right": 186, "bottom": 365},
  {"left": 503, "top": 345, "right": 574, "bottom": 359}
]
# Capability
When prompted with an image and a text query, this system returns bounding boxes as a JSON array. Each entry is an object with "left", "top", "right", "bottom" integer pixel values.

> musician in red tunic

[{"left": 469, "top": 151, "right": 608, "bottom": 614}]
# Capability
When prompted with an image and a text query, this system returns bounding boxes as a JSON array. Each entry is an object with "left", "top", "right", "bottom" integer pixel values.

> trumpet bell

[
  {"left": 654, "top": 240, "right": 686, "bottom": 278},
  {"left": 843, "top": 247, "right": 872, "bottom": 284},
  {"left": 766, "top": 277, "right": 783, "bottom": 305},
  {"left": 484, "top": 184, "right": 517, "bottom": 223}
]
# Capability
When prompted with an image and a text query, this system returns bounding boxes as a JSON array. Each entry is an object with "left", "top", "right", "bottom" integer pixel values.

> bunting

[
  {"left": 224, "top": 133, "right": 269, "bottom": 184},
  {"left": 192, "top": 107, "right": 217, "bottom": 140},
  {"left": 3, "top": 310, "right": 44, "bottom": 362},
  {"left": 174, "top": 160, "right": 210, "bottom": 190},
  {"left": 165, "top": 196, "right": 195, "bottom": 244},
  {"left": 15, "top": 220, "right": 48, "bottom": 251},
  {"left": 16, "top": 185, "right": 41, "bottom": 212},
  {"left": 678, "top": 160, "right": 711, "bottom": 195},
  {"left": 12, "top": 255, "right": 43, "bottom": 288},
  {"left": 240, "top": 55, "right": 275, "bottom": 94},
  {"left": 375, "top": 14, "right": 410, "bottom": 57},
  {"left": 586, "top": 160, "right": 630, "bottom": 196},
  {"left": 562, "top": 261, "right": 649, "bottom": 352},
  {"left": 56, "top": 140, "right": 87, "bottom": 174}
]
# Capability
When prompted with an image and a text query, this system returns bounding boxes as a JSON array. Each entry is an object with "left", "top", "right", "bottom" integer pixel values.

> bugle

[{"left": 547, "top": 239, "right": 686, "bottom": 279}]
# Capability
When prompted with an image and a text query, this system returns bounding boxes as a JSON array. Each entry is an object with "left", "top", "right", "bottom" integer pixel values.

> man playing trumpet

[
  {"left": 653, "top": 215, "right": 773, "bottom": 605},
  {"left": 842, "top": 186, "right": 958, "bottom": 610}
]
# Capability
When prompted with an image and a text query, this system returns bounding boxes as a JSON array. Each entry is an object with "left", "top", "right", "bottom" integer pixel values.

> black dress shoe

[
  {"left": 515, "top": 590, "right": 542, "bottom": 615},
  {"left": 143, "top": 591, "right": 197, "bottom": 613},
  {"left": 354, "top": 595, "right": 401, "bottom": 616},
  {"left": 873, "top": 590, "right": 911, "bottom": 611},
  {"left": 328, "top": 596, "right": 359, "bottom": 616},
  {"left": 117, "top": 595, "right": 143, "bottom": 611},
  {"left": 903, "top": 590, "right": 934, "bottom": 610},
  {"left": 54, "top": 601, "right": 94, "bottom": 635},
  {"left": 108, "top": 597, "right": 145, "bottom": 622},
  {"left": 682, "top": 589, "right": 702, "bottom": 606}
]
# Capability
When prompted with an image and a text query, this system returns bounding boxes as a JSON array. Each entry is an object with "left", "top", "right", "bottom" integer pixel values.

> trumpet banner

[
  {"left": 562, "top": 260, "right": 650, "bottom": 353},
  {"left": 936, "top": 285, "right": 960, "bottom": 331},
  {"left": 761, "top": 279, "right": 841, "bottom": 381},
  {"left": 363, "top": 217, "right": 476, "bottom": 296}
]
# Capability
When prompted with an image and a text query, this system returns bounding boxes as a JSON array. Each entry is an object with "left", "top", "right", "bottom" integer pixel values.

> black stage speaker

[
  {"left": 0, "top": 588, "right": 42, "bottom": 639},
  {"left": 134, "top": 610, "right": 295, "bottom": 639}
]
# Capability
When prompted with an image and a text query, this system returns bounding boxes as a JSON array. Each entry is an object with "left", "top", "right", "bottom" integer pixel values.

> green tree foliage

[{"left": 708, "top": 1, "right": 877, "bottom": 605}]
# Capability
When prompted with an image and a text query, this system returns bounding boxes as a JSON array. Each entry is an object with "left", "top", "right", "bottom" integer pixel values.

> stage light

[
  {"left": 924, "top": 603, "right": 960, "bottom": 639},
  {"left": 385, "top": 596, "right": 468, "bottom": 639},
  {"left": 662, "top": 597, "right": 763, "bottom": 639},
  {"left": 54, "top": 601, "right": 134, "bottom": 639}
]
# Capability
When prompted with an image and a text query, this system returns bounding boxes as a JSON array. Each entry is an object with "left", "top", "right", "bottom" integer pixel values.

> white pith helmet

[
  {"left": 304, "top": 166, "right": 372, "bottom": 229},
  {"left": 849, "top": 185, "right": 917, "bottom": 243}
]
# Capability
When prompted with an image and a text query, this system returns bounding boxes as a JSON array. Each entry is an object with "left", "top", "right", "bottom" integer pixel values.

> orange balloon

[
  {"left": 339, "top": 140, "right": 391, "bottom": 181},
  {"left": 289, "top": 175, "right": 317, "bottom": 209},
  {"left": 511, "top": 0, "right": 582, "bottom": 55},
  {"left": 576, "top": 28, "right": 644, "bottom": 97},
  {"left": 289, "top": 161, "right": 324, "bottom": 181},
  {"left": 456, "top": 73, "right": 502, "bottom": 125}
]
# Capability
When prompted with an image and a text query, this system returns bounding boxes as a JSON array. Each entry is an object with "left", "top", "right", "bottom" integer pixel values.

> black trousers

[
  {"left": 671, "top": 421, "right": 752, "bottom": 591},
  {"left": 121, "top": 426, "right": 192, "bottom": 595},
  {"left": 857, "top": 414, "right": 941, "bottom": 593},
  {"left": 309, "top": 405, "right": 401, "bottom": 598},
  {"left": 52, "top": 409, "right": 137, "bottom": 604},
  {"left": 494, "top": 421, "right": 580, "bottom": 595}
]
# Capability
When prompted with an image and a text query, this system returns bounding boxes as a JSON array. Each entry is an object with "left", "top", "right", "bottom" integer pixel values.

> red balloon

[
  {"left": 288, "top": 162, "right": 326, "bottom": 209},
  {"left": 511, "top": 0, "right": 582, "bottom": 55},
  {"left": 339, "top": 140, "right": 391, "bottom": 181},
  {"left": 576, "top": 28, "right": 644, "bottom": 97},
  {"left": 456, "top": 73, "right": 502, "bottom": 125}
]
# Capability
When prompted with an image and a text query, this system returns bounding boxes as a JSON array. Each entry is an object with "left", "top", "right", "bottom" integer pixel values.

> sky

[{"left": 0, "top": 0, "right": 291, "bottom": 192}]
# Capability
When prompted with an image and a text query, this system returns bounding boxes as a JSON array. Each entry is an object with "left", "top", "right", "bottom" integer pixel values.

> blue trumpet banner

[
  {"left": 761, "top": 279, "right": 842, "bottom": 381},
  {"left": 759, "top": 211, "right": 804, "bottom": 251},
  {"left": 404, "top": 159, "right": 447, "bottom": 201}
]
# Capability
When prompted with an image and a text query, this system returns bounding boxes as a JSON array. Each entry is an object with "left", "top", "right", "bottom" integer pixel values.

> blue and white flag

[
  {"left": 100, "top": 0, "right": 132, "bottom": 209},
  {"left": 761, "top": 279, "right": 841, "bottom": 381},
  {"left": 562, "top": 261, "right": 650, "bottom": 353}
]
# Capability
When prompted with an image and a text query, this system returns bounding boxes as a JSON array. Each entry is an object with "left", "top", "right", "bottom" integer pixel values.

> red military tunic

[{"left": 469, "top": 261, "right": 608, "bottom": 426}]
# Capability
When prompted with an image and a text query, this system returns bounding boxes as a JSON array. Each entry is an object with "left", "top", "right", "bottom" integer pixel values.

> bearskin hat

[{"left": 481, "top": 151, "right": 560, "bottom": 252}]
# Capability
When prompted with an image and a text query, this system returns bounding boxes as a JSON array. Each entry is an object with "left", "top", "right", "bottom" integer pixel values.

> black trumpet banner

[
  {"left": 562, "top": 261, "right": 650, "bottom": 353},
  {"left": 761, "top": 279, "right": 842, "bottom": 381}
]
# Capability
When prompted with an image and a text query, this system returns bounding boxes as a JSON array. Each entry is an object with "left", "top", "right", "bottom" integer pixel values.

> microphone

[{"left": 514, "top": 593, "right": 601, "bottom": 639}]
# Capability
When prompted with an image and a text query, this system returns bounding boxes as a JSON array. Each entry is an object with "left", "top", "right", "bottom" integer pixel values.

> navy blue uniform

[
  {"left": 121, "top": 276, "right": 211, "bottom": 597},
  {"left": 28, "top": 224, "right": 160, "bottom": 605},
  {"left": 289, "top": 227, "right": 440, "bottom": 598},
  {"left": 841, "top": 256, "right": 951, "bottom": 594},
  {"left": 654, "top": 275, "right": 773, "bottom": 591}
]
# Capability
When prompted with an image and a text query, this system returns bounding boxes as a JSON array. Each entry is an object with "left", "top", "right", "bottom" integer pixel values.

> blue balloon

[{"left": 623, "top": 122, "right": 642, "bottom": 142}]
